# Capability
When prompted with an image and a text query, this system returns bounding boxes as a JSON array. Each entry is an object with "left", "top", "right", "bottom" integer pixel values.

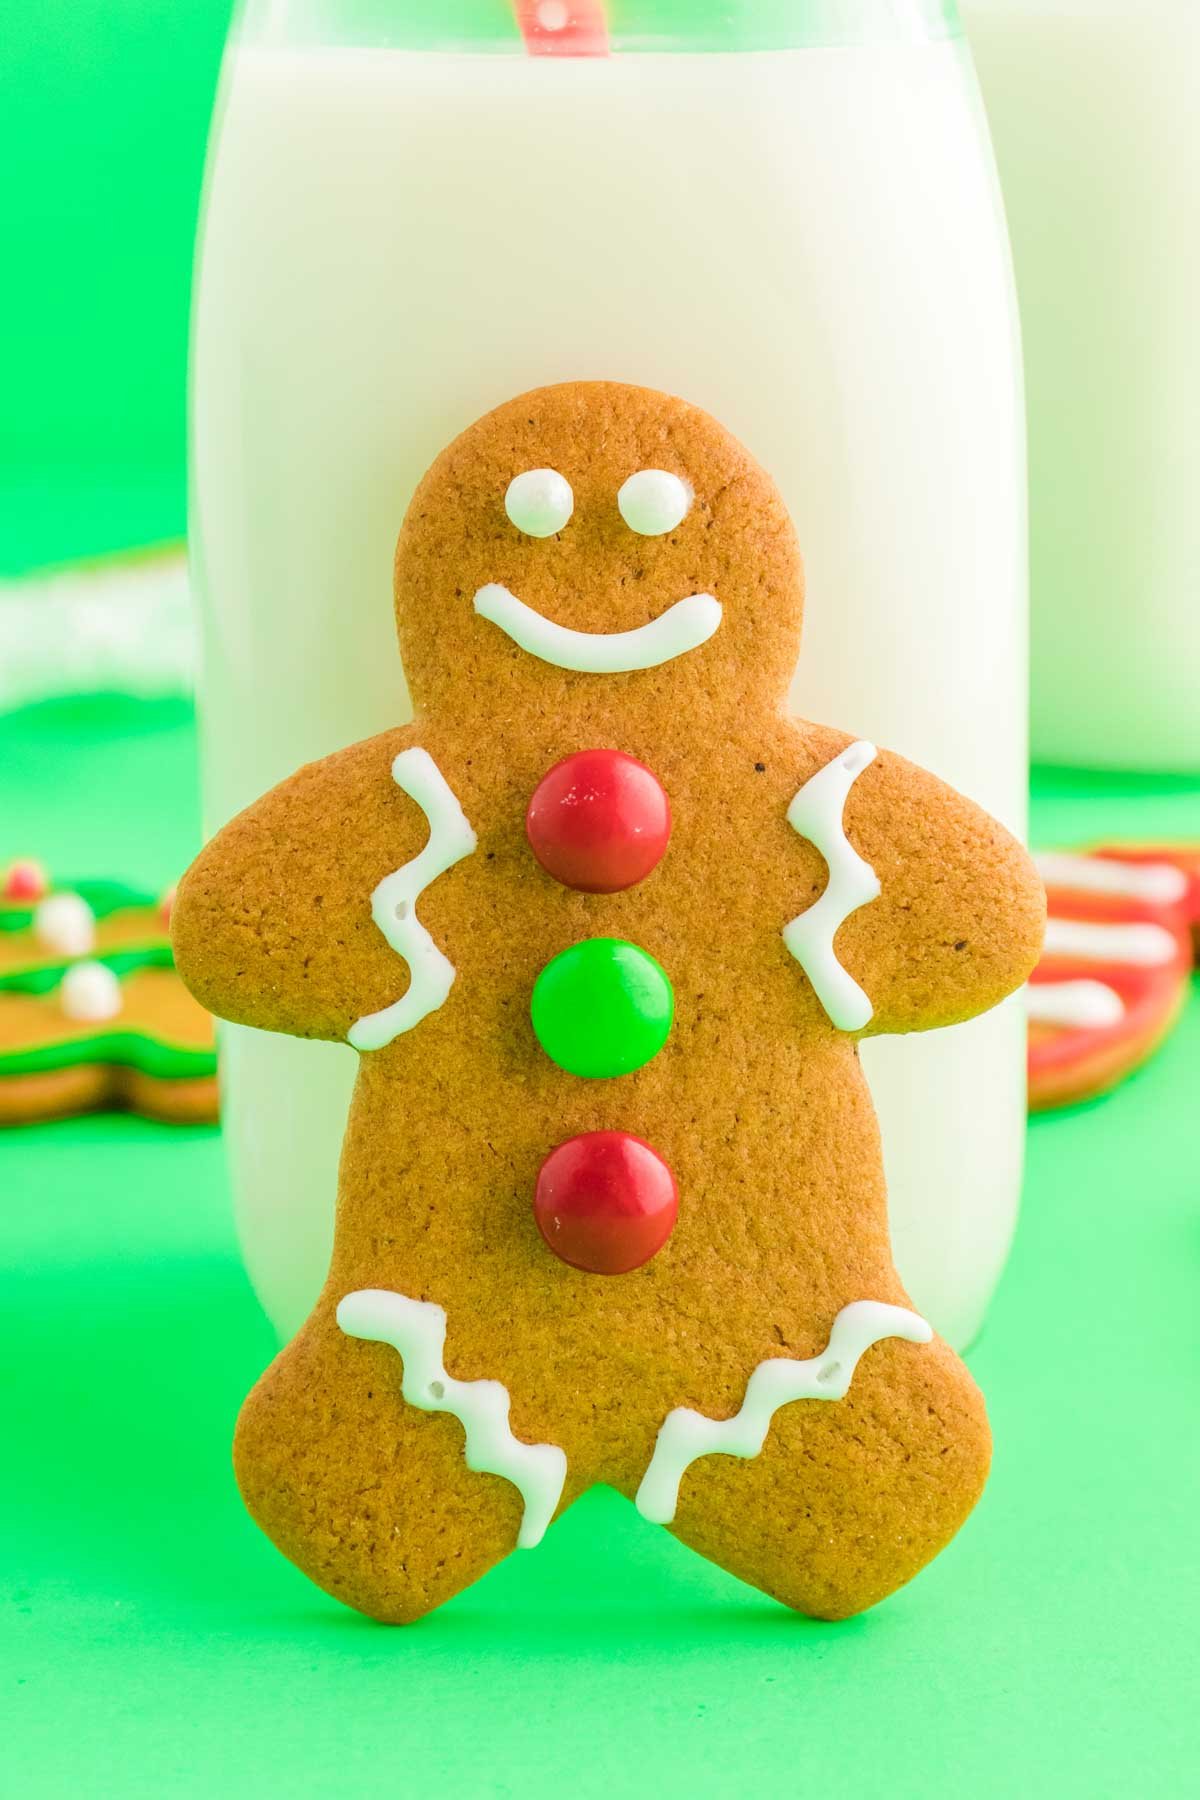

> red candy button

[
  {"left": 533, "top": 1131, "right": 679, "bottom": 1274},
  {"left": 526, "top": 749, "right": 671, "bottom": 893}
]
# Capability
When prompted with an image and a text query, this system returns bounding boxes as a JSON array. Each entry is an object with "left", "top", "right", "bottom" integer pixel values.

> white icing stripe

[
  {"left": 473, "top": 582, "right": 721, "bottom": 674},
  {"left": 782, "top": 740, "right": 881, "bottom": 1030},
  {"left": 347, "top": 748, "right": 476, "bottom": 1052},
  {"left": 1026, "top": 979, "right": 1125, "bottom": 1029},
  {"left": 1035, "top": 851, "right": 1188, "bottom": 906},
  {"left": 1041, "top": 916, "right": 1179, "bottom": 968},
  {"left": 337, "top": 1289, "right": 567, "bottom": 1550},
  {"left": 635, "top": 1300, "right": 932, "bottom": 1526}
]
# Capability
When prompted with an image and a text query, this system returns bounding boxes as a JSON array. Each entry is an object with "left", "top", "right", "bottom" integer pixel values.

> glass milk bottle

[
  {"left": 965, "top": 0, "right": 1200, "bottom": 771},
  {"left": 192, "top": 0, "right": 1027, "bottom": 1350}
]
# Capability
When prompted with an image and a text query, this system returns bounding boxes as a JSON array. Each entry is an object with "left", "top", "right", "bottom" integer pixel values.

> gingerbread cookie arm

[
  {"left": 173, "top": 727, "right": 470, "bottom": 1044},
  {"left": 786, "top": 730, "right": 1045, "bottom": 1036}
]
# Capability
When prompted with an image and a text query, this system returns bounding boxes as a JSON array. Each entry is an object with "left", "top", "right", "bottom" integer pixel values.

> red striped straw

[{"left": 513, "top": 1, "right": 611, "bottom": 56}]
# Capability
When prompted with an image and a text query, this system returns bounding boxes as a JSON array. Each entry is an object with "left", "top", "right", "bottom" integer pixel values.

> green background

[
  {"left": 4, "top": 698, "right": 1199, "bottom": 1797},
  {"left": 3, "top": 2, "right": 1198, "bottom": 1792},
  {"left": 0, "top": 1, "right": 233, "bottom": 574}
]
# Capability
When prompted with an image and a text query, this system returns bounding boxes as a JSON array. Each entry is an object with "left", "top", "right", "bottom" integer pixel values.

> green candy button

[{"left": 531, "top": 938, "right": 674, "bottom": 1079}]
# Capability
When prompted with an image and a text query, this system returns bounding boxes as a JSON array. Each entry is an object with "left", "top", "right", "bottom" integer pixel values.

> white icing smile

[{"left": 474, "top": 582, "right": 721, "bottom": 674}]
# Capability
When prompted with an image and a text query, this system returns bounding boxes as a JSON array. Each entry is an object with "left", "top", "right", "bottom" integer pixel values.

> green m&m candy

[{"left": 531, "top": 938, "right": 673, "bottom": 1079}]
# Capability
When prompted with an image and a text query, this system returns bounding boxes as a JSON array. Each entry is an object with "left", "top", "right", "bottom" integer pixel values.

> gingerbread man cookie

[{"left": 173, "top": 383, "right": 1045, "bottom": 1622}]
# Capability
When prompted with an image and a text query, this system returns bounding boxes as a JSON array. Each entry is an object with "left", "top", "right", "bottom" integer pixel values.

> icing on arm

[
  {"left": 636, "top": 1300, "right": 932, "bottom": 1527},
  {"left": 782, "top": 741, "right": 881, "bottom": 1031},
  {"left": 348, "top": 748, "right": 476, "bottom": 1052},
  {"left": 337, "top": 1289, "right": 567, "bottom": 1549}
]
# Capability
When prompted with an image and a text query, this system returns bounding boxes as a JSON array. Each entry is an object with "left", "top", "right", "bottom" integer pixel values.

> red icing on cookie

[
  {"left": 1089, "top": 843, "right": 1200, "bottom": 951},
  {"left": 533, "top": 1130, "right": 679, "bottom": 1274},
  {"left": 526, "top": 750, "right": 671, "bottom": 894},
  {"left": 1028, "top": 855, "right": 1196, "bottom": 1111}
]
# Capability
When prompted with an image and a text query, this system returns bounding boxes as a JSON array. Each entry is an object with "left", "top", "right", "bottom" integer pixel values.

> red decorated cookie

[{"left": 1029, "top": 846, "right": 1198, "bottom": 1111}]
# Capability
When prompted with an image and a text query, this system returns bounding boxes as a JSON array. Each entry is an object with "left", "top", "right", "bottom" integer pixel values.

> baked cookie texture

[{"left": 173, "top": 382, "right": 1045, "bottom": 1623}]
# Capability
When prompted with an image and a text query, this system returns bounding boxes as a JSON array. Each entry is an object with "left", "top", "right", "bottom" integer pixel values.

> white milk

[
  {"left": 964, "top": 0, "right": 1200, "bottom": 771},
  {"left": 192, "top": 38, "right": 1027, "bottom": 1349}
]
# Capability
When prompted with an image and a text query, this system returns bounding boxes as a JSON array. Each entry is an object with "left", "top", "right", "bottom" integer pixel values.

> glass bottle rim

[{"left": 237, "top": 0, "right": 963, "bottom": 55}]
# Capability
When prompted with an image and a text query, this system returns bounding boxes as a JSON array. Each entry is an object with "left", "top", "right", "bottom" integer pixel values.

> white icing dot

[
  {"left": 60, "top": 960, "right": 122, "bottom": 1023},
  {"left": 505, "top": 468, "right": 574, "bottom": 539},
  {"left": 617, "top": 470, "right": 692, "bottom": 537},
  {"left": 537, "top": 0, "right": 569, "bottom": 28},
  {"left": 34, "top": 892, "right": 96, "bottom": 958}
]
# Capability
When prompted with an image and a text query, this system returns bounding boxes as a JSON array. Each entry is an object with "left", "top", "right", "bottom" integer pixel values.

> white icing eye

[
  {"left": 505, "top": 468, "right": 574, "bottom": 539},
  {"left": 617, "top": 469, "right": 692, "bottom": 537}
]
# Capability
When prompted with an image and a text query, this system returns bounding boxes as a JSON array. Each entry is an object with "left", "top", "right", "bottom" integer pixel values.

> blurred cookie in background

[
  {"left": 1028, "top": 846, "right": 1199, "bottom": 1111},
  {"left": 0, "top": 859, "right": 217, "bottom": 1125}
]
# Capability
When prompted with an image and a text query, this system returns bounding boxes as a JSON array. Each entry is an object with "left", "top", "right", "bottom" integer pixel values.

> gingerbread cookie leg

[
  {"left": 636, "top": 1321, "right": 990, "bottom": 1621},
  {"left": 234, "top": 1303, "right": 567, "bottom": 1623}
]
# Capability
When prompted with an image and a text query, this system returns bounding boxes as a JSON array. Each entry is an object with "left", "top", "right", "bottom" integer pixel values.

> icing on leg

[
  {"left": 337, "top": 1289, "right": 567, "bottom": 1549},
  {"left": 782, "top": 740, "right": 881, "bottom": 1030},
  {"left": 347, "top": 748, "right": 476, "bottom": 1052},
  {"left": 635, "top": 1300, "right": 932, "bottom": 1526}
]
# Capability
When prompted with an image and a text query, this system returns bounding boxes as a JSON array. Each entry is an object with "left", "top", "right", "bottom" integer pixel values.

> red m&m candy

[
  {"left": 533, "top": 1130, "right": 679, "bottom": 1275},
  {"left": 526, "top": 749, "right": 670, "bottom": 894}
]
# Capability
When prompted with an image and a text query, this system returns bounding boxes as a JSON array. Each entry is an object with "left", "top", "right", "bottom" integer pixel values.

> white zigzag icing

[
  {"left": 635, "top": 1300, "right": 932, "bottom": 1526},
  {"left": 347, "top": 747, "right": 476, "bottom": 1052},
  {"left": 336, "top": 1289, "right": 568, "bottom": 1549},
  {"left": 782, "top": 739, "right": 881, "bottom": 1031}
]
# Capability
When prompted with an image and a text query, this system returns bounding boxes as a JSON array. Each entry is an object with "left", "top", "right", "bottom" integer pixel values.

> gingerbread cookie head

[{"left": 393, "top": 382, "right": 804, "bottom": 723}]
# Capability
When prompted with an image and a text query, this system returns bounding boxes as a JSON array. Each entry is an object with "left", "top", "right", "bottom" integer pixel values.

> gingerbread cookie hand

[
  {"left": 172, "top": 726, "right": 476, "bottom": 1044},
  {"left": 783, "top": 731, "right": 1045, "bottom": 1038}
]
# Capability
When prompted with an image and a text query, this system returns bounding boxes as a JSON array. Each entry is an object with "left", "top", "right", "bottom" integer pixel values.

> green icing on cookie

[
  {"left": 0, "top": 945, "right": 174, "bottom": 995},
  {"left": 0, "top": 943, "right": 214, "bottom": 1082},
  {"left": 0, "top": 1030, "right": 216, "bottom": 1082},
  {"left": 0, "top": 878, "right": 158, "bottom": 934}
]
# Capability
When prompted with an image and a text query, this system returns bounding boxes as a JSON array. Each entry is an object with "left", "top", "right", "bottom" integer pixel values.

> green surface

[{"left": 3, "top": 695, "right": 1199, "bottom": 1797}]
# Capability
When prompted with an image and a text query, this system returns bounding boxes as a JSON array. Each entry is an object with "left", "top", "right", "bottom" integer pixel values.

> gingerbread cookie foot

[
  {"left": 652, "top": 1330, "right": 991, "bottom": 1621},
  {"left": 234, "top": 1317, "right": 542, "bottom": 1623}
]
